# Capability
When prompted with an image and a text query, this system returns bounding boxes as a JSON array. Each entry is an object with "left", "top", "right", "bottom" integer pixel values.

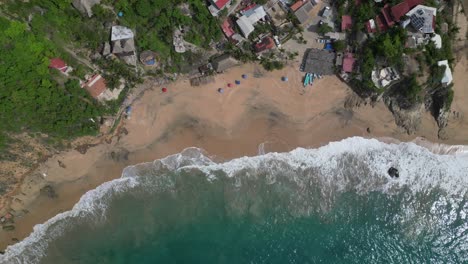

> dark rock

[
  {"left": 40, "top": 185, "right": 58, "bottom": 199},
  {"left": 388, "top": 167, "right": 399, "bottom": 178},
  {"left": 2, "top": 225, "right": 15, "bottom": 231},
  {"left": 366, "top": 127, "right": 371, "bottom": 133}
]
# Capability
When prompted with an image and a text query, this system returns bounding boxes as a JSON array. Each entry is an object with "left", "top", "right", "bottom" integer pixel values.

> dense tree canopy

[{"left": 0, "top": 18, "right": 104, "bottom": 147}]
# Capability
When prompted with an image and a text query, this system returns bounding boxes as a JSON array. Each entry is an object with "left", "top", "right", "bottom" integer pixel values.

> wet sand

[{"left": 1, "top": 54, "right": 468, "bottom": 250}]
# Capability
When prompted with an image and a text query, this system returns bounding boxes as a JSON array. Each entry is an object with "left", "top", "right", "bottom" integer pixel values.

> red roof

[
  {"left": 290, "top": 0, "right": 305, "bottom": 12},
  {"left": 255, "top": 37, "right": 275, "bottom": 53},
  {"left": 382, "top": 4, "right": 395, "bottom": 26},
  {"left": 341, "top": 15, "right": 353, "bottom": 31},
  {"left": 213, "top": 0, "right": 230, "bottom": 9},
  {"left": 376, "top": 15, "right": 388, "bottom": 32},
  {"left": 241, "top": 3, "right": 256, "bottom": 13},
  {"left": 365, "top": 19, "right": 377, "bottom": 33},
  {"left": 406, "top": 0, "right": 424, "bottom": 9},
  {"left": 84, "top": 74, "right": 107, "bottom": 98},
  {"left": 49, "top": 58, "right": 68, "bottom": 72},
  {"left": 221, "top": 19, "right": 235, "bottom": 38},
  {"left": 342, "top": 53, "right": 356, "bottom": 73},
  {"left": 391, "top": 0, "right": 423, "bottom": 22},
  {"left": 390, "top": 2, "right": 409, "bottom": 22}
]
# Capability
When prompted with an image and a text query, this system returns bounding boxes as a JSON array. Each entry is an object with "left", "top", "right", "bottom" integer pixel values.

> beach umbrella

[
  {"left": 235, "top": 80, "right": 241, "bottom": 85},
  {"left": 118, "top": 11, "right": 124, "bottom": 17},
  {"left": 242, "top": 74, "right": 247, "bottom": 79},
  {"left": 162, "top": 87, "right": 167, "bottom": 93},
  {"left": 281, "top": 76, "right": 288, "bottom": 82},
  {"left": 218, "top": 88, "right": 224, "bottom": 93},
  {"left": 227, "top": 83, "right": 233, "bottom": 87}
]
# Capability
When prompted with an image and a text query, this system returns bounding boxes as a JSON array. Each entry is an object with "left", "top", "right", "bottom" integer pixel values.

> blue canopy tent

[
  {"left": 281, "top": 76, "right": 288, "bottom": 82},
  {"left": 242, "top": 74, "right": 247, "bottom": 79},
  {"left": 235, "top": 80, "right": 241, "bottom": 85},
  {"left": 324, "top": 43, "right": 333, "bottom": 51},
  {"left": 218, "top": 88, "right": 224, "bottom": 93}
]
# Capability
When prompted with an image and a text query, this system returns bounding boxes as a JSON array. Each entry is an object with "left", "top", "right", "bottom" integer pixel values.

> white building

[
  {"left": 437, "top": 60, "right": 453, "bottom": 86},
  {"left": 431, "top": 34, "right": 442, "bottom": 49},
  {"left": 236, "top": 6, "right": 267, "bottom": 38},
  {"left": 405, "top": 5, "right": 437, "bottom": 34}
]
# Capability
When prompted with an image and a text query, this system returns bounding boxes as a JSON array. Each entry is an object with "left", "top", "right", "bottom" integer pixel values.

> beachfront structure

[
  {"left": 236, "top": 5, "right": 267, "bottom": 38},
  {"left": 212, "top": 54, "right": 239, "bottom": 72},
  {"left": 403, "top": 5, "right": 437, "bottom": 34},
  {"left": 208, "top": 0, "right": 232, "bottom": 16},
  {"left": 301, "top": 48, "right": 335, "bottom": 75},
  {"left": 110, "top": 26, "right": 136, "bottom": 66},
  {"left": 437, "top": 60, "right": 453, "bottom": 86},
  {"left": 294, "top": 1, "right": 315, "bottom": 24}
]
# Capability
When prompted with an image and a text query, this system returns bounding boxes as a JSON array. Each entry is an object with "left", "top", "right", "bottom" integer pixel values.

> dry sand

[{"left": 1, "top": 49, "right": 467, "bottom": 251}]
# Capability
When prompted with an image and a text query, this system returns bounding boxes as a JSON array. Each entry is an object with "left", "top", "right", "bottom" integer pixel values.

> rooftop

[
  {"left": 301, "top": 48, "right": 335, "bottom": 75},
  {"left": 236, "top": 5, "right": 266, "bottom": 37},
  {"left": 365, "top": 19, "right": 377, "bottom": 33},
  {"left": 49, "top": 58, "right": 67, "bottom": 72},
  {"left": 111, "top": 26, "right": 134, "bottom": 41},
  {"left": 255, "top": 36, "right": 275, "bottom": 53},
  {"left": 290, "top": 0, "right": 306, "bottom": 12},
  {"left": 294, "top": 1, "right": 314, "bottom": 24},
  {"left": 342, "top": 53, "right": 355, "bottom": 73},
  {"left": 406, "top": 5, "right": 437, "bottom": 33},
  {"left": 212, "top": 0, "right": 230, "bottom": 10},
  {"left": 222, "top": 19, "right": 236, "bottom": 38},
  {"left": 84, "top": 74, "right": 107, "bottom": 98},
  {"left": 341, "top": 15, "right": 353, "bottom": 31},
  {"left": 391, "top": 0, "right": 423, "bottom": 22}
]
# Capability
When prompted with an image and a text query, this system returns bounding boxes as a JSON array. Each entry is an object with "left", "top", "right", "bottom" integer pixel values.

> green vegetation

[
  {"left": 318, "top": 24, "right": 333, "bottom": 35},
  {"left": 114, "top": 0, "right": 221, "bottom": 56},
  {"left": 261, "top": 59, "right": 284, "bottom": 71},
  {"left": 333, "top": 40, "right": 346, "bottom": 52},
  {"left": 0, "top": 18, "right": 105, "bottom": 148}
]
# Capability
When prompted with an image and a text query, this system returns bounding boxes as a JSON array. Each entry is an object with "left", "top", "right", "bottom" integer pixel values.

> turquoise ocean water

[{"left": 1, "top": 137, "right": 468, "bottom": 264}]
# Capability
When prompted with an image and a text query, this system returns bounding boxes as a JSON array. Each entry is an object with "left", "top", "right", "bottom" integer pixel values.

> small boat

[
  {"left": 303, "top": 73, "right": 310, "bottom": 87},
  {"left": 310, "top": 73, "right": 315, "bottom": 85}
]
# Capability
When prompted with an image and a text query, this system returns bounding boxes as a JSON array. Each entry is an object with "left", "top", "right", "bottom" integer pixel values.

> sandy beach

[{"left": 1, "top": 49, "right": 467, "bottom": 251}]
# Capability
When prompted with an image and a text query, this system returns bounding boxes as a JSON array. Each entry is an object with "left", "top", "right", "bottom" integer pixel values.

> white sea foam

[{"left": 1, "top": 137, "right": 467, "bottom": 263}]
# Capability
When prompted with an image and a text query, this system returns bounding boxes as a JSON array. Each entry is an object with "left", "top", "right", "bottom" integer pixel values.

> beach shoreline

[{"left": 1, "top": 57, "right": 468, "bottom": 251}]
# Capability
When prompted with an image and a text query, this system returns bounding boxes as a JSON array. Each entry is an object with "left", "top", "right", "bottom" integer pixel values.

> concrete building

[
  {"left": 236, "top": 5, "right": 267, "bottom": 37},
  {"left": 294, "top": 1, "right": 314, "bottom": 24},
  {"left": 110, "top": 26, "right": 136, "bottom": 66},
  {"left": 404, "top": 5, "right": 437, "bottom": 33}
]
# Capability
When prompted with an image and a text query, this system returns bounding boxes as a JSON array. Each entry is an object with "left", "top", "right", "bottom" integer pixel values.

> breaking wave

[{"left": 1, "top": 137, "right": 467, "bottom": 263}]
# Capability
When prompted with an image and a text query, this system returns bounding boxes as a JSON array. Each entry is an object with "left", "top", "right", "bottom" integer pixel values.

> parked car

[{"left": 273, "top": 35, "right": 281, "bottom": 48}]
